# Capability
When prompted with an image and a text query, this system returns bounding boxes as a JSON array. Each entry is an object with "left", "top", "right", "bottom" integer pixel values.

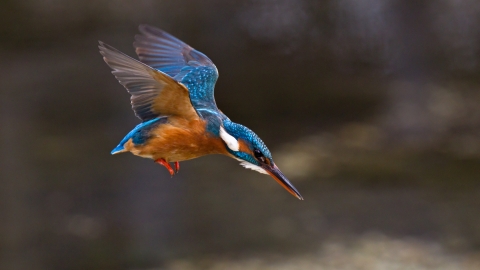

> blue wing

[{"left": 134, "top": 25, "right": 221, "bottom": 117}]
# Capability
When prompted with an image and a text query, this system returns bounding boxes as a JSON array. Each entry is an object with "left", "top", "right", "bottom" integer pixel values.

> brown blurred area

[{"left": 1, "top": 0, "right": 480, "bottom": 269}]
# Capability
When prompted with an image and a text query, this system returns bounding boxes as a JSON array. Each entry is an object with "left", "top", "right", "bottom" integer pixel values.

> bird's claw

[
  {"left": 155, "top": 158, "right": 176, "bottom": 176},
  {"left": 174, "top": 161, "right": 180, "bottom": 173}
]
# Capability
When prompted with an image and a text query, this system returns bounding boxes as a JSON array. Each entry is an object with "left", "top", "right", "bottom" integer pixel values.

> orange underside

[{"left": 124, "top": 116, "right": 229, "bottom": 162}]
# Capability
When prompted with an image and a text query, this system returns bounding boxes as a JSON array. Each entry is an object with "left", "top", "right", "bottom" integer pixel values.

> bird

[{"left": 99, "top": 25, "right": 303, "bottom": 200}]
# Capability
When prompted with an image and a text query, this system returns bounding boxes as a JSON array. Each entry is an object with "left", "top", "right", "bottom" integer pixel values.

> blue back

[{"left": 176, "top": 66, "right": 219, "bottom": 113}]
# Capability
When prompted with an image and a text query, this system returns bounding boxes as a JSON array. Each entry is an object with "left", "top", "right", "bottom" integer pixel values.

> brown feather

[
  {"left": 148, "top": 71, "right": 198, "bottom": 120},
  {"left": 238, "top": 139, "right": 253, "bottom": 156},
  {"left": 99, "top": 41, "right": 198, "bottom": 121}
]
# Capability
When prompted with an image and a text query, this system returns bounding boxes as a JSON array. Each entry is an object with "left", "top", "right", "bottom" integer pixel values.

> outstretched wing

[
  {"left": 99, "top": 41, "right": 198, "bottom": 121},
  {"left": 134, "top": 25, "right": 220, "bottom": 116}
]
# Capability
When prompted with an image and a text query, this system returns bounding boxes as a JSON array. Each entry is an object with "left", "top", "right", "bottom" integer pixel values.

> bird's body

[
  {"left": 100, "top": 25, "right": 303, "bottom": 200},
  {"left": 116, "top": 117, "right": 226, "bottom": 161}
]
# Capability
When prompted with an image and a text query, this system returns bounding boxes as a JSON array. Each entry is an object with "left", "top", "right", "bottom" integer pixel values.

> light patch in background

[
  {"left": 66, "top": 214, "right": 105, "bottom": 239},
  {"left": 237, "top": 0, "right": 310, "bottom": 46},
  {"left": 165, "top": 233, "right": 480, "bottom": 270},
  {"left": 275, "top": 134, "right": 340, "bottom": 179}
]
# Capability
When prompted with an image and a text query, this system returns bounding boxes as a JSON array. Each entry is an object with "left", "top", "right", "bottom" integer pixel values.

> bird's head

[{"left": 219, "top": 120, "right": 303, "bottom": 200}]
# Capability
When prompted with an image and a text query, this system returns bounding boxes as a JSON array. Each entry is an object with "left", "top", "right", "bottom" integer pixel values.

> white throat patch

[
  {"left": 219, "top": 126, "right": 239, "bottom": 151},
  {"left": 236, "top": 159, "right": 268, "bottom": 174}
]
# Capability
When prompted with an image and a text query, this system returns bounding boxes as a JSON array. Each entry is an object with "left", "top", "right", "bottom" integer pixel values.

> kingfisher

[{"left": 99, "top": 25, "right": 303, "bottom": 200}]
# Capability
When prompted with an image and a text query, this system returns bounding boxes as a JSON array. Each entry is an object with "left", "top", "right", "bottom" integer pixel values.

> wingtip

[
  {"left": 138, "top": 24, "right": 156, "bottom": 34},
  {"left": 98, "top": 41, "right": 110, "bottom": 55},
  {"left": 98, "top": 40, "right": 109, "bottom": 49},
  {"left": 98, "top": 41, "right": 114, "bottom": 51},
  {"left": 137, "top": 24, "right": 171, "bottom": 39}
]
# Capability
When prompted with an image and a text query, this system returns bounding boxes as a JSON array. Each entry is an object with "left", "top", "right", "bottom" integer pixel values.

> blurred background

[{"left": 1, "top": 0, "right": 480, "bottom": 269}]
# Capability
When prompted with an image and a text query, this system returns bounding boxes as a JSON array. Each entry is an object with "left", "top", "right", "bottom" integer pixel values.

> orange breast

[{"left": 124, "top": 117, "right": 228, "bottom": 162}]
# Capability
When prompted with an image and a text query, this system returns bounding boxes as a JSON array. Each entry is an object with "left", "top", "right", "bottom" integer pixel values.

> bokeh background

[{"left": 1, "top": 0, "right": 480, "bottom": 269}]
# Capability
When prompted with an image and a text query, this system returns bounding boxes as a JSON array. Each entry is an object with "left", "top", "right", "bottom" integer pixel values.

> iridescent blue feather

[
  {"left": 111, "top": 117, "right": 167, "bottom": 154},
  {"left": 178, "top": 66, "right": 220, "bottom": 113},
  {"left": 222, "top": 119, "right": 272, "bottom": 165}
]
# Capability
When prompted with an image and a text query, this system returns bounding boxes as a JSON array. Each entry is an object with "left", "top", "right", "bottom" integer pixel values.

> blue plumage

[
  {"left": 101, "top": 25, "right": 303, "bottom": 200},
  {"left": 179, "top": 66, "right": 219, "bottom": 113},
  {"left": 134, "top": 25, "right": 220, "bottom": 121},
  {"left": 111, "top": 117, "right": 166, "bottom": 154},
  {"left": 223, "top": 119, "right": 272, "bottom": 165}
]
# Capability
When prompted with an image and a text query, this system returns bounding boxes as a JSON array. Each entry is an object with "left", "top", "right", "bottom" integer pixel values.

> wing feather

[
  {"left": 99, "top": 41, "right": 198, "bottom": 121},
  {"left": 133, "top": 25, "right": 221, "bottom": 117},
  {"left": 134, "top": 25, "right": 217, "bottom": 77}
]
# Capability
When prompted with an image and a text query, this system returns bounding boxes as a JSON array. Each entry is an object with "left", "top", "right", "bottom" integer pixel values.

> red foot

[
  {"left": 155, "top": 158, "right": 175, "bottom": 176},
  {"left": 174, "top": 161, "right": 180, "bottom": 173}
]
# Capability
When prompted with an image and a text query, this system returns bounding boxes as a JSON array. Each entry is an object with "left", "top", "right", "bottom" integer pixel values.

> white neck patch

[
  {"left": 219, "top": 126, "right": 239, "bottom": 151},
  {"left": 236, "top": 158, "right": 268, "bottom": 174}
]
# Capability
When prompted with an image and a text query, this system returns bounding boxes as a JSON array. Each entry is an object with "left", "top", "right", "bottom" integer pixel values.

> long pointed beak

[{"left": 263, "top": 164, "right": 304, "bottom": 200}]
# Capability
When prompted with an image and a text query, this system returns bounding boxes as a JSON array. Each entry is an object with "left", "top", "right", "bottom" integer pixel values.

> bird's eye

[{"left": 253, "top": 149, "right": 266, "bottom": 163}]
